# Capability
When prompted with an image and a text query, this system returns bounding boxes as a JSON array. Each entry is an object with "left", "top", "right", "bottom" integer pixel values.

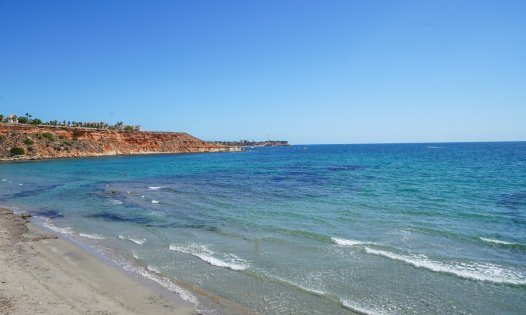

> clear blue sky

[{"left": 1, "top": 0, "right": 525, "bottom": 144}]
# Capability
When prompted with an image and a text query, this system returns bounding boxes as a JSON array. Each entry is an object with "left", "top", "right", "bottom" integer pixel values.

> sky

[{"left": 0, "top": 0, "right": 525, "bottom": 144}]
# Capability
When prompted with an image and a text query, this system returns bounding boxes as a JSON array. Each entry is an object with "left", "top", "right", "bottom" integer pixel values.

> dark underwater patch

[
  {"left": 497, "top": 191, "right": 526, "bottom": 211},
  {"left": 0, "top": 184, "right": 63, "bottom": 200},
  {"left": 86, "top": 211, "right": 155, "bottom": 225},
  {"left": 30, "top": 208, "right": 64, "bottom": 218}
]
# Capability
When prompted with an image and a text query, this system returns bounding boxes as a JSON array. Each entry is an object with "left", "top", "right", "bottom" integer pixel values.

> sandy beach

[{"left": 0, "top": 207, "right": 196, "bottom": 315}]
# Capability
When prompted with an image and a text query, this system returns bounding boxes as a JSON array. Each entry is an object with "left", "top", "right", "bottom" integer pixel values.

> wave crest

[
  {"left": 363, "top": 247, "right": 526, "bottom": 285},
  {"left": 118, "top": 235, "right": 146, "bottom": 245},
  {"left": 79, "top": 233, "right": 106, "bottom": 240},
  {"left": 169, "top": 244, "right": 249, "bottom": 271}
]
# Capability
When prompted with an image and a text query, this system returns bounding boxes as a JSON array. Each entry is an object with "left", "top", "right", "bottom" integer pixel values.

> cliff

[{"left": 0, "top": 124, "right": 240, "bottom": 161}]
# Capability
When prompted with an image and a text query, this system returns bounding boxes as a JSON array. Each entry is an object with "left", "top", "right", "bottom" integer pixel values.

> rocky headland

[{"left": 0, "top": 124, "right": 240, "bottom": 161}]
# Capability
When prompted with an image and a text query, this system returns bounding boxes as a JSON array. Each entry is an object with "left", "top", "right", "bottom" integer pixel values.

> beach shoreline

[{"left": 0, "top": 206, "right": 249, "bottom": 315}]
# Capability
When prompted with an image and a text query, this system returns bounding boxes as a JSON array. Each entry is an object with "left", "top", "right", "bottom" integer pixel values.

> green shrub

[
  {"left": 31, "top": 118, "right": 42, "bottom": 125},
  {"left": 23, "top": 139, "right": 34, "bottom": 145},
  {"left": 41, "top": 132, "right": 54, "bottom": 140},
  {"left": 10, "top": 147, "right": 25, "bottom": 156},
  {"left": 0, "top": 135, "right": 5, "bottom": 143}
]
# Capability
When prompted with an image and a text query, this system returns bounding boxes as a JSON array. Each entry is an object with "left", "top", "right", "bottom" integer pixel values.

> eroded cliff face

[{"left": 0, "top": 124, "right": 239, "bottom": 161}]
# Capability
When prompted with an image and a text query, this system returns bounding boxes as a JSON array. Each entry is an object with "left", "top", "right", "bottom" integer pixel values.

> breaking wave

[
  {"left": 169, "top": 244, "right": 249, "bottom": 271},
  {"left": 480, "top": 237, "right": 517, "bottom": 245},
  {"left": 341, "top": 300, "right": 387, "bottom": 315},
  {"left": 147, "top": 265, "right": 161, "bottom": 274},
  {"left": 41, "top": 218, "right": 74, "bottom": 235},
  {"left": 79, "top": 233, "right": 106, "bottom": 240},
  {"left": 118, "top": 235, "right": 146, "bottom": 245},
  {"left": 363, "top": 247, "right": 526, "bottom": 285},
  {"left": 332, "top": 237, "right": 376, "bottom": 246},
  {"left": 121, "top": 263, "right": 198, "bottom": 305}
]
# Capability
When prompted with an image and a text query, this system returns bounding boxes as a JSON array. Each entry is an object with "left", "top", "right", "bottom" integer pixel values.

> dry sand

[{"left": 0, "top": 207, "right": 197, "bottom": 315}]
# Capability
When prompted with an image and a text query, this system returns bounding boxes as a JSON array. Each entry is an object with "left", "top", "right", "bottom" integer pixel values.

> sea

[{"left": 1, "top": 142, "right": 525, "bottom": 314}]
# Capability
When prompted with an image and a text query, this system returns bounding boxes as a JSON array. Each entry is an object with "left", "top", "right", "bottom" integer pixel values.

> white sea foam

[
  {"left": 169, "top": 244, "right": 249, "bottom": 271},
  {"left": 147, "top": 265, "right": 161, "bottom": 274},
  {"left": 341, "top": 300, "right": 386, "bottom": 315},
  {"left": 148, "top": 186, "right": 162, "bottom": 190},
  {"left": 41, "top": 218, "right": 74, "bottom": 235},
  {"left": 332, "top": 237, "right": 376, "bottom": 246},
  {"left": 363, "top": 247, "right": 526, "bottom": 285},
  {"left": 118, "top": 235, "right": 146, "bottom": 245},
  {"left": 132, "top": 252, "right": 139, "bottom": 260},
  {"left": 130, "top": 238, "right": 146, "bottom": 245},
  {"left": 109, "top": 199, "right": 123, "bottom": 205},
  {"left": 1, "top": 179, "right": 6, "bottom": 182},
  {"left": 121, "top": 263, "right": 198, "bottom": 305},
  {"left": 79, "top": 233, "right": 106, "bottom": 240},
  {"left": 151, "top": 200, "right": 160, "bottom": 204},
  {"left": 19, "top": 183, "right": 23, "bottom": 186},
  {"left": 480, "top": 237, "right": 517, "bottom": 245},
  {"left": 261, "top": 273, "right": 326, "bottom": 296}
]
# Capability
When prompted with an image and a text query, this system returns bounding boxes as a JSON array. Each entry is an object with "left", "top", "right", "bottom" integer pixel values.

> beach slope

[{"left": 0, "top": 207, "right": 195, "bottom": 314}]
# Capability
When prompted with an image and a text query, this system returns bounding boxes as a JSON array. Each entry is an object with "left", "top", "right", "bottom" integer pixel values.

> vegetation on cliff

[
  {"left": 0, "top": 113, "right": 140, "bottom": 131},
  {"left": 0, "top": 124, "right": 239, "bottom": 161}
]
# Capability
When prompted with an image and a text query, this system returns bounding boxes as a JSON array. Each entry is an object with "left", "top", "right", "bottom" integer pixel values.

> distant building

[
  {"left": 134, "top": 125, "right": 142, "bottom": 131},
  {"left": 7, "top": 114, "right": 18, "bottom": 124}
]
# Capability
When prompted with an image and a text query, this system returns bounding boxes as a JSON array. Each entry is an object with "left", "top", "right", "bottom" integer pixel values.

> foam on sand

[
  {"left": 363, "top": 247, "right": 526, "bottom": 285},
  {"left": 41, "top": 218, "right": 74, "bottom": 235},
  {"left": 121, "top": 263, "right": 198, "bottom": 305},
  {"left": 147, "top": 265, "right": 161, "bottom": 274},
  {"left": 169, "top": 244, "right": 249, "bottom": 271},
  {"left": 79, "top": 233, "right": 106, "bottom": 240}
]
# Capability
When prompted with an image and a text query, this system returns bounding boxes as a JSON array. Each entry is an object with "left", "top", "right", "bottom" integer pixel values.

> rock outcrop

[{"left": 0, "top": 124, "right": 240, "bottom": 161}]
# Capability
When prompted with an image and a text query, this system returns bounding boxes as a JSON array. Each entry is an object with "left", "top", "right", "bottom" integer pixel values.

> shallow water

[{"left": 1, "top": 143, "right": 525, "bottom": 314}]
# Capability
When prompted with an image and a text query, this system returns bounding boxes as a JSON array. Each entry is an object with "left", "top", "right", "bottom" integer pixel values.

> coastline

[
  {"left": 0, "top": 207, "right": 249, "bottom": 314},
  {"left": 0, "top": 124, "right": 242, "bottom": 162},
  {"left": 0, "top": 148, "right": 242, "bottom": 163}
]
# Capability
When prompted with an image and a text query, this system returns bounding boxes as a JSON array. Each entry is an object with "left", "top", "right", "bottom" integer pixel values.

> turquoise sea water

[{"left": 1, "top": 143, "right": 525, "bottom": 314}]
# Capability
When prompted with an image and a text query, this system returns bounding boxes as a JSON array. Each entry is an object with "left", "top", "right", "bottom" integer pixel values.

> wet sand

[{"left": 0, "top": 207, "right": 196, "bottom": 314}]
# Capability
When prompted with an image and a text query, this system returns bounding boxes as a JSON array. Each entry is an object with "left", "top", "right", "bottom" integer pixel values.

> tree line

[{"left": 0, "top": 113, "right": 140, "bottom": 131}]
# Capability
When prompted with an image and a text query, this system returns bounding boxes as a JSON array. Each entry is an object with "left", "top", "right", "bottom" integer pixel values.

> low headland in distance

[
  {"left": 211, "top": 140, "right": 289, "bottom": 147},
  {"left": 0, "top": 113, "right": 287, "bottom": 161}
]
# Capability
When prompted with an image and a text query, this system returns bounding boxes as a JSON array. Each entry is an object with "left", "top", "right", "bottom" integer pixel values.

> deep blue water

[{"left": 1, "top": 143, "right": 525, "bottom": 314}]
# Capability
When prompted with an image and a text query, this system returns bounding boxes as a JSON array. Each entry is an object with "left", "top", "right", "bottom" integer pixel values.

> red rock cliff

[{"left": 0, "top": 124, "right": 239, "bottom": 161}]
